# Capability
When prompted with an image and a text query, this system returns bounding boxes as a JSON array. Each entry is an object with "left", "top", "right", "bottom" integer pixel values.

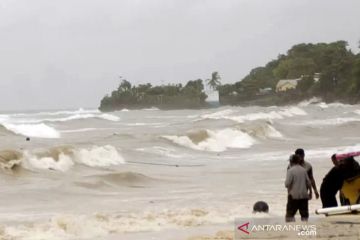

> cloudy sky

[{"left": 0, "top": 0, "right": 359, "bottom": 111}]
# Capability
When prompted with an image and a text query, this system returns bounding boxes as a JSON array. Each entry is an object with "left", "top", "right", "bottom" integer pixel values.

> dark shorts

[{"left": 286, "top": 195, "right": 309, "bottom": 222}]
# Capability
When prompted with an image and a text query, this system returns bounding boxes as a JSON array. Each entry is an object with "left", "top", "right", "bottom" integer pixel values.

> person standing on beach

[
  {"left": 295, "top": 148, "right": 319, "bottom": 200},
  {"left": 285, "top": 154, "right": 311, "bottom": 222}
]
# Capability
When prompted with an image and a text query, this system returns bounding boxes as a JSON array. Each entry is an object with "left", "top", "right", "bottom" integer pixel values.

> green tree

[
  {"left": 118, "top": 80, "right": 132, "bottom": 93},
  {"left": 206, "top": 72, "right": 221, "bottom": 90}
]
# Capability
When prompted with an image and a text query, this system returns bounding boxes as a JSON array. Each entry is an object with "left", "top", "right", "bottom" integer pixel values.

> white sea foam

[
  {"left": 262, "top": 124, "right": 283, "bottom": 139},
  {"left": 294, "top": 117, "right": 360, "bottom": 126},
  {"left": 0, "top": 207, "right": 246, "bottom": 240},
  {"left": 2, "top": 123, "right": 61, "bottom": 138},
  {"left": 11, "top": 113, "right": 120, "bottom": 124},
  {"left": 22, "top": 151, "right": 74, "bottom": 172},
  {"left": 201, "top": 107, "right": 306, "bottom": 123},
  {"left": 20, "top": 145, "right": 125, "bottom": 171},
  {"left": 10, "top": 108, "right": 100, "bottom": 117},
  {"left": 200, "top": 109, "right": 235, "bottom": 119},
  {"left": 298, "top": 97, "right": 322, "bottom": 106},
  {"left": 229, "top": 107, "right": 306, "bottom": 122},
  {"left": 163, "top": 128, "right": 255, "bottom": 152},
  {"left": 73, "top": 145, "right": 125, "bottom": 167},
  {"left": 136, "top": 146, "right": 183, "bottom": 158}
]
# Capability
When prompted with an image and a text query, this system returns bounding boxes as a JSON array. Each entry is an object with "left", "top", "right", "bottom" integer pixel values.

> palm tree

[{"left": 206, "top": 71, "right": 221, "bottom": 90}]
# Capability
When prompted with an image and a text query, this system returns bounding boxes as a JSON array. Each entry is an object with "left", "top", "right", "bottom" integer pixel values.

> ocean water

[{"left": 0, "top": 101, "right": 360, "bottom": 240}]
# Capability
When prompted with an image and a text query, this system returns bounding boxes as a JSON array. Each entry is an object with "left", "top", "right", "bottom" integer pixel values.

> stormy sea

[{"left": 0, "top": 98, "right": 359, "bottom": 239}]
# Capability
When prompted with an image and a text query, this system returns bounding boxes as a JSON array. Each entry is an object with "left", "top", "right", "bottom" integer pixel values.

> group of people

[{"left": 284, "top": 148, "right": 360, "bottom": 222}]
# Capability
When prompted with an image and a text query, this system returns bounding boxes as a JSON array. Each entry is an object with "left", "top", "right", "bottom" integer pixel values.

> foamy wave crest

[
  {"left": 19, "top": 145, "right": 125, "bottom": 172},
  {"left": 355, "top": 110, "right": 360, "bottom": 115},
  {"left": 0, "top": 207, "right": 243, "bottom": 239},
  {"left": 22, "top": 151, "right": 74, "bottom": 172},
  {"left": 201, "top": 107, "right": 306, "bottom": 123},
  {"left": 228, "top": 107, "right": 306, "bottom": 122},
  {"left": 136, "top": 146, "right": 183, "bottom": 158},
  {"left": 295, "top": 117, "right": 360, "bottom": 126},
  {"left": 201, "top": 109, "right": 235, "bottom": 120},
  {"left": 0, "top": 150, "right": 23, "bottom": 172},
  {"left": 14, "top": 113, "right": 120, "bottom": 124},
  {"left": 241, "top": 122, "right": 283, "bottom": 139},
  {"left": 1, "top": 123, "right": 60, "bottom": 138},
  {"left": 163, "top": 128, "right": 255, "bottom": 152},
  {"left": 11, "top": 108, "right": 100, "bottom": 117},
  {"left": 73, "top": 145, "right": 125, "bottom": 167},
  {"left": 298, "top": 97, "right": 322, "bottom": 106}
]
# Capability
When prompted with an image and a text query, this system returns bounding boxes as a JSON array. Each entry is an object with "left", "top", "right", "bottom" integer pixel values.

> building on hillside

[{"left": 276, "top": 78, "right": 301, "bottom": 92}]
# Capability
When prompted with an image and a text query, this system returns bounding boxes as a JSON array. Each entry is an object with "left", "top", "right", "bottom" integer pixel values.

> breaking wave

[
  {"left": 239, "top": 121, "right": 283, "bottom": 139},
  {"left": 298, "top": 97, "right": 322, "bottom": 106},
  {"left": 10, "top": 108, "right": 100, "bottom": 117},
  {"left": 293, "top": 117, "right": 360, "bottom": 126},
  {"left": 201, "top": 107, "right": 307, "bottom": 123},
  {"left": 11, "top": 113, "right": 120, "bottom": 124},
  {"left": 0, "top": 150, "right": 23, "bottom": 172},
  {"left": 0, "top": 207, "right": 243, "bottom": 240},
  {"left": 163, "top": 128, "right": 256, "bottom": 152},
  {"left": 1, "top": 123, "right": 61, "bottom": 138},
  {"left": 1, "top": 145, "right": 125, "bottom": 173}
]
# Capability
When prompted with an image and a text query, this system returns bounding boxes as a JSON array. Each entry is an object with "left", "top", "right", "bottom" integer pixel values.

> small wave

[
  {"left": 317, "top": 102, "right": 328, "bottom": 109},
  {"left": 10, "top": 108, "right": 100, "bottom": 117},
  {"left": 240, "top": 122, "right": 283, "bottom": 139},
  {"left": 143, "top": 107, "right": 160, "bottom": 111},
  {"left": 200, "top": 109, "right": 235, "bottom": 120},
  {"left": 294, "top": 117, "right": 360, "bottom": 126},
  {"left": 298, "top": 97, "right": 322, "bottom": 106},
  {"left": 89, "top": 172, "right": 154, "bottom": 186},
  {"left": 163, "top": 128, "right": 255, "bottom": 152},
  {"left": 201, "top": 107, "right": 306, "bottom": 123},
  {"left": 12, "top": 113, "right": 120, "bottom": 124},
  {"left": 1, "top": 123, "right": 61, "bottom": 138},
  {"left": 136, "top": 146, "right": 183, "bottom": 158}
]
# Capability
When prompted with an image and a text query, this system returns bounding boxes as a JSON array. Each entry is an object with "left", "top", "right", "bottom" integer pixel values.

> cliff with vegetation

[{"left": 219, "top": 40, "right": 360, "bottom": 105}]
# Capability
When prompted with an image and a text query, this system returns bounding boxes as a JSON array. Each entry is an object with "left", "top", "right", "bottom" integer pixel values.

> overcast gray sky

[{"left": 0, "top": 0, "right": 359, "bottom": 111}]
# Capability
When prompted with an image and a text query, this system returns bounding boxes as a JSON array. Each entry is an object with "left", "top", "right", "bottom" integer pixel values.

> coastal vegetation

[
  {"left": 99, "top": 78, "right": 208, "bottom": 111},
  {"left": 219, "top": 40, "right": 360, "bottom": 105},
  {"left": 99, "top": 40, "right": 360, "bottom": 111}
]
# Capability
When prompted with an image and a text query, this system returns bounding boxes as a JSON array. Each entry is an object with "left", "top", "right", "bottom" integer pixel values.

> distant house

[{"left": 276, "top": 78, "right": 301, "bottom": 92}]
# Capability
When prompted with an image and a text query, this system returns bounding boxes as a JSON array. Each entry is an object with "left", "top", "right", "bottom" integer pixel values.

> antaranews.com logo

[{"left": 235, "top": 218, "right": 317, "bottom": 239}]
